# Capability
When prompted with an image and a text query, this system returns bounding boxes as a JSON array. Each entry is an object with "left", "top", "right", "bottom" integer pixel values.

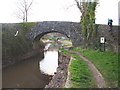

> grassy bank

[
  {"left": 70, "top": 47, "right": 118, "bottom": 87},
  {"left": 60, "top": 49, "right": 97, "bottom": 88}
]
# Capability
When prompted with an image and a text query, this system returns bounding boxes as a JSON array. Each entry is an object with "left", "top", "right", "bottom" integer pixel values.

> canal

[
  {"left": 2, "top": 50, "right": 58, "bottom": 88},
  {"left": 2, "top": 55, "right": 52, "bottom": 88}
]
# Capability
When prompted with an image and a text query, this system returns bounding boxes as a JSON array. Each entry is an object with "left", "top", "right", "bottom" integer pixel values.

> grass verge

[
  {"left": 70, "top": 47, "right": 118, "bottom": 88},
  {"left": 60, "top": 49, "right": 97, "bottom": 88}
]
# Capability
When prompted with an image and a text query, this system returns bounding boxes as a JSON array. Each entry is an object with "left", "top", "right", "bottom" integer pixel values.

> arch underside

[{"left": 34, "top": 30, "right": 70, "bottom": 42}]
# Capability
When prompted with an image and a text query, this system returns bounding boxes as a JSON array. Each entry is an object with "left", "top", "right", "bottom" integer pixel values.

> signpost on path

[{"left": 100, "top": 37, "right": 105, "bottom": 51}]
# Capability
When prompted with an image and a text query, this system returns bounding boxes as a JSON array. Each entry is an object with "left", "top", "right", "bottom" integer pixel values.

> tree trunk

[{"left": 25, "top": 10, "right": 27, "bottom": 22}]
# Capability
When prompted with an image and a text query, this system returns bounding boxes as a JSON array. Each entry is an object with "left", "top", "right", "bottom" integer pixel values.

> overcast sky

[{"left": 0, "top": 0, "right": 119, "bottom": 25}]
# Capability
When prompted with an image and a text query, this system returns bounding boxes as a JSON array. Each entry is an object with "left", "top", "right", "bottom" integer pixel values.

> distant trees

[
  {"left": 74, "top": 0, "right": 98, "bottom": 48},
  {"left": 16, "top": 0, "right": 33, "bottom": 22}
]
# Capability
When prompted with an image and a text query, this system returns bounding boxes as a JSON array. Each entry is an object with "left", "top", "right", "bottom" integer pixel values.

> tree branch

[
  {"left": 27, "top": 0, "right": 33, "bottom": 11},
  {"left": 74, "top": 0, "right": 81, "bottom": 11},
  {"left": 16, "top": 0, "right": 33, "bottom": 22},
  {"left": 66, "top": 4, "right": 77, "bottom": 10}
]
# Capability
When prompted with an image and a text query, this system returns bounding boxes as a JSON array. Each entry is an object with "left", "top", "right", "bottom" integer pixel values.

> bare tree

[{"left": 17, "top": 0, "right": 33, "bottom": 22}]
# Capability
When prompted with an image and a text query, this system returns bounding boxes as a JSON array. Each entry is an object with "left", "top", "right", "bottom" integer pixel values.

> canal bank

[
  {"left": 45, "top": 52, "right": 71, "bottom": 88},
  {"left": 2, "top": 49, "right": 44, "bottom": 69}
]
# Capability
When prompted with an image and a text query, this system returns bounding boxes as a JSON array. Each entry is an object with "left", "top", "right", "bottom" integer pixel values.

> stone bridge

[{"left": 27, "top": 21, "right": 83, "bottom": 46}]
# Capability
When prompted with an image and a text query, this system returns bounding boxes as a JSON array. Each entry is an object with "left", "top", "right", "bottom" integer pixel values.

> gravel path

[{"left": 69, "top": 50, "right": 107, "bottom": 88}]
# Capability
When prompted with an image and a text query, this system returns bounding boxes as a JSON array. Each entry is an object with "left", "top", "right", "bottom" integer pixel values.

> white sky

[{"left": 0, "top": 0, "right": 119, "bottom": 25}]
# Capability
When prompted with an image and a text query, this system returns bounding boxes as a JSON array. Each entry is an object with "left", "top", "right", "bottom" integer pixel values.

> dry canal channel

[{"left": 2, "top": 44, "right": 59, "bottom": 88}]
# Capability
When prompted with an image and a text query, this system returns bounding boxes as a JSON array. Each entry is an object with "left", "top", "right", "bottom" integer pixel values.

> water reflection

[{"left": 39, "top": 48, "right": 58, "bottom": 75}]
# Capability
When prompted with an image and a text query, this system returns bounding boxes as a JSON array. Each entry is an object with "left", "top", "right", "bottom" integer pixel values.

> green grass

[
  {"left": 60, "top": 49, "right": 97, "bottom": 88},
  {"left": 70, "top": 47, "right": 118, "bottom": 87}
]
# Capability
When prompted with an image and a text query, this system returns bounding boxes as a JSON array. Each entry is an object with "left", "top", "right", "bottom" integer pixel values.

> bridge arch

[
  {"left": 27, "top": 21, "right": 83, "bottom": 46},
  {"left": 34, "top": 31, "right": 70, "bottom": 42}
]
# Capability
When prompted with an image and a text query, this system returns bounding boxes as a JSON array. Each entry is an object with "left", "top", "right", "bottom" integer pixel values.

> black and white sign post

[{"left": 100, "top": 37, "right": 105, "bottom": 51}]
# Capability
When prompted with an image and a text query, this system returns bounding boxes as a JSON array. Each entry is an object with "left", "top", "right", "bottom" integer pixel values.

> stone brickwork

[
  {"left": 97, "top": 25, "right": 119, "bottom": 52},
  {"left": 118, "top": 1, "right": 120, "bottom": 25},
  {"left": 45, "top": 53, "right": 70, "bottom": 88},
  {"left": 26, "top": 21, "right": 119, "bottom": 52},
  {"left": 27, "top": 21, "right": 83, "bottom": 46}
]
